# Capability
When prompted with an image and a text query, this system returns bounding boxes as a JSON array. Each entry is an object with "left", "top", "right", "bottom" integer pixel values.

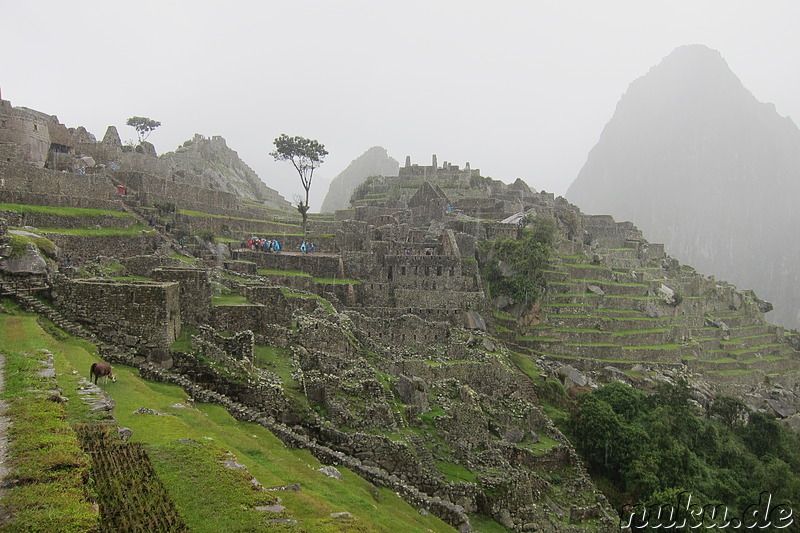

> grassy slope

[{"left": 0, "top": 307, "right": 454, "bottom": 533}]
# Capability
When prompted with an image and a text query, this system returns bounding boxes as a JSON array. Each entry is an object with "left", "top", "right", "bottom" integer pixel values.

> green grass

[
  {"left": 564, "top": 343, "right": 616, "bottom": 347},
  {"left": 521, "top": 434, "right": 559, "bottom": 455},
  {"left": 0, "top": 307, "right": 456, "bottom": 533},
  {"left": 39, "top": 224, "right": 155, "bottom": 236},
  {"left": 314, "top": 277, "right": 361, "bottom": 285},
  {"left": 280, "top": 287, "right": 336, "bottom": 314},
  {"left": 170, "top": 326, "right": 200, "bottom": 352},
  {"left": 557, "top": 253, "right": 589, "bottom": 262},
  {"left": 0, "top": 314, "right": 98, "bottom": 532},
  {"left": 258, "top": 269, "right": 312, "bottom": 277},
  {"left": 169, "top": 253, "right": 199, "bottom": 263},
  {"left": 178, "top": 209, "right": 302, "bottom": 228},
  {"left": 706, "top": 369, "right": 757, "bottom": 376},
  {"left": 148, "top": 440, "right": 278, "bottom": 532},
  {"left": 0, "top": 202, "right": 131, "bottom": 218},
  {"left": 212, "top": 294, "right": 254, "bottom": 306},
  {"left": 612, "top": 327, "right": 672, "bottom": 336},
  {"left": 7, "top": 233, "right": 56, "bottom": 258},
  {"left": 620, "top": 343, "right": 683, "bottom": 350},
  {"left": 507, "top": 351, "right": 543, "bottom": 383},
  {"left": 572, "top": 278, "right": 647, "bottom": 287},
  {"left": 562, "top": 262, "right": 608, "bottom": 270},
  {"left": 436, "top": 461, "right": 477, "bottom": 483}
]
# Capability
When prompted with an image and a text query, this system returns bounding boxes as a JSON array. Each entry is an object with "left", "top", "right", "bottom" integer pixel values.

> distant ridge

[
  {"left": 320, "top": 146, "right": 399, "bottom": 212},
  {"left": 567, "top": 44, "right": 800, "bottom": 329}
]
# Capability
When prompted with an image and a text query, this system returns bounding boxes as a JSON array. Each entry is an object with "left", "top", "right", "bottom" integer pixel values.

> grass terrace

[
  {"left": 38, "top": 224, "right": 155, "bottom": 236},
  {"left": 0, "top": 305, "right": 456, "bottom": 533},
  {"left": 0, "top": 202, "right": 131, "bottom": 218}
]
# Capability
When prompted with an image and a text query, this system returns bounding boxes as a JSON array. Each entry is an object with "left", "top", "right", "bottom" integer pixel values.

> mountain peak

[{"left": 566, "top": 45, "right": 800, "bottom": 329}]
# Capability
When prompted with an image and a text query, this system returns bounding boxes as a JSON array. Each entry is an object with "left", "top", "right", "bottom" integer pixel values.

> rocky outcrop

[
  {"left": 566, "top": 44, "right": 800, "bottom": 330},
  {"left": 160, "top": 134, "right": 290, "bottom": 209}
]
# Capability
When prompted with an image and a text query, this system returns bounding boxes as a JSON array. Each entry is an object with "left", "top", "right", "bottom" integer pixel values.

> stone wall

[
  {"left": 43, "top": 232, "right": 160, "bottom": 266},
  {"left": 0, "top": 162, "right": 123, "bottom": 209},
  {"left": 209, "top": 305, "right": 268, "bottom": 335},
  {"left": 116, "top": 171, "right": 240, "bottom": 215},
  {"left": 0, "top": 101, "right": 52, "bottom": 166},
  {"left": 194, "top": 325, "right": 254, "bottom": 361},
  {"left": 0, "top": 209, "right": 132, "bottom": 230},
  {"left": 150, "top": 267, "right": 212, "bottom": 326},
  {"left": 234, "top": 249, "right": 344, "bottom": 278},
  {"left": 347, "top": 311, "right": 452, "bottom": 351},
  {"left": 119, "top": 255, "right": 188, "bottom": 277},
  {"left": 53, "top": 277, "right": 180, "bottom": 349}
]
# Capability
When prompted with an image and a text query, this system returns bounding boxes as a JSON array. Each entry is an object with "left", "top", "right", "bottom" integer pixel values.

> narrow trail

[{"left": 0, "top": 352, "right": 10, "bottom": 522}]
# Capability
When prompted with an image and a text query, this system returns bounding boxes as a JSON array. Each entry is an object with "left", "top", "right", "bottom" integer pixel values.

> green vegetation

[
  {"left": 0, "top": 305, "right": 455, "bottom": 533},
  {"left": 258, "top": 268, "right": 312, "bottom": 277},
  {"left": 177, "top": 209, "right": 301, "bottom": 228},
  {"left": 480, "top": 214, "right": 556, "bottom": 306},
  {"left": 566, "top": 381, "right": 800, "bottom": 521},
  {"left": 0, "top": 313, "right": 97, "bottom": 532},
  {"left": 315, "top": 277, "right": 361, "bottom": 285},
  {"left": 280, "top": 287, "right": 336, "bottom": 314},
  {"left": 170, "top": 326, "right": 199, "bottom": 352},
  {"left": 39, "top": 225, "right": 155, "bottom": 236},
  {"left": 7, "top": 232, "right": 56, "bottom": 259},
  {"left": 436, "top": 461, "right": 477, "bottom": 483},
  {"left": 212, "top": 294, "right": 253, "bottom": 306},
  {"left": 196, "top": 229, "right": 215, "bottom": 243},
  {"left": 258, "top": 269, "right": 361, "bottom": 285},
  {"left": 168, "top": 253, "right": 199, "bottom": 263},
  {"left": 0, "top": 203, "right": 131, "bottom": 218}
]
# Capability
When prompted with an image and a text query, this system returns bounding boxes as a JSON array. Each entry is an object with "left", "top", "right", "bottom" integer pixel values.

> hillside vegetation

[{"left": 0, "top": 302, "right": 456, "bottom": 533}]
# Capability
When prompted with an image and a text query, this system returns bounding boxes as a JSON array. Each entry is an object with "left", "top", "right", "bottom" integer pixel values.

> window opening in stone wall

[
  {"left": 387, "top": 266, "right": 393, "bottom": 281},
  {"left": 437, "top": 266, "right": 442, "bottom": 276}
]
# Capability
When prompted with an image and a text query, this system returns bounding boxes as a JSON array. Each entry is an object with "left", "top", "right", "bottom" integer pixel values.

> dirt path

[{"left": 0, "top": 352, "right": 10, "bottom": 517}]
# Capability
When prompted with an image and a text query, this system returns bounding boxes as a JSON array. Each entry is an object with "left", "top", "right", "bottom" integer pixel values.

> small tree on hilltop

[
  {"left": 270, "top": 134, "right": 328, "bottom": 234},
  {"left": 126, "top": 116, "right": 161, "bottom": 143}
]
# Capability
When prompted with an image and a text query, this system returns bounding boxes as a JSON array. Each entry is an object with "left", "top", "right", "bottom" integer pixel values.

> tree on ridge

[{"left": 270, "top": 134, "right": 328, "bottom": 235}]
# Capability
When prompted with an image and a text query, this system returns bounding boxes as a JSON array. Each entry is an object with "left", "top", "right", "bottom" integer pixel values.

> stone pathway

[{"left": 0, "top": 352, "right": 11, "bottom": 523}]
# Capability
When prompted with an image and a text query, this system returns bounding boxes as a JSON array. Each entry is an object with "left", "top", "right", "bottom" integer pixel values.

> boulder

[
  {"left": 658, "top": 283, "right": 677, "bottom": 305},
  {"left": 587, "top": 285, "right": 605, "bottom": 296},
  {"left": 318, "top": 465, "right": 342, "bottom": 480},
  {"left": 463, "top": 311, "right": 487, "bottom": 332},
  {"left": 1, "top": 244, "right": 47, "bottom": 274},
  {"left": 558, "top": 365, "right": 588, "bottom": 388}
]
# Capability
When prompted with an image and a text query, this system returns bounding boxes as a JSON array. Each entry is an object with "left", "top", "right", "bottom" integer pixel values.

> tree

[
  {"left": 270, "top": 134, "right": 328, "bottom": 234},
  {"left": 126, "top": 116, "right": 161, "bottom": 143}
]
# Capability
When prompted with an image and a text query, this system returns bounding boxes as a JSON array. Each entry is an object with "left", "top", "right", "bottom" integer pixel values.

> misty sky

[{"left": 2, "top": 1, "right": 799, "bottom": 210}]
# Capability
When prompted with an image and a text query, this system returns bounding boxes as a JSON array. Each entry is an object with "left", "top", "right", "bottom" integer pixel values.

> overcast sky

[{"left": 3, "top": 1, "right": 799, "bottom": 210}]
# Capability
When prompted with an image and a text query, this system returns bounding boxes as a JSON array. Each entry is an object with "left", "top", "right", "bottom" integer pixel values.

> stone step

[{"left": 720, "top": 333, "right": 779, "bottom": 350}]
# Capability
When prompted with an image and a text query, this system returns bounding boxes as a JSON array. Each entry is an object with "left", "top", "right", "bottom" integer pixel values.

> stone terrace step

[
  {"left": 720, "top": 333, "right": 780, "bottom": 350},
  {"left": 704, "top": 314, "right": 764, "bottom": 328},
  {"left": 561, "top": 263, "right": 616, "bottom": 281}
]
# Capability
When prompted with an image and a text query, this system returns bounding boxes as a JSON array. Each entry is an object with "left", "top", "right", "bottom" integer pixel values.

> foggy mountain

[
  {"left": 320, "top": 146, "right": 399, "bottom": 212},
  {"left": 567, "top": 44, "right": 800, "bottom": 329}
]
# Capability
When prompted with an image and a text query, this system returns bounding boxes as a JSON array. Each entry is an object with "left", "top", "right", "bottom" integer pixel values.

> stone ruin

[{"left": 2, "top": 98, "right": 800, "bottom": 531}]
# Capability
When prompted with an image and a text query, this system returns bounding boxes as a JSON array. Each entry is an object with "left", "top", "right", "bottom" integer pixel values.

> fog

[{"left": 2, "top": 1, "right": 799, "bottom": 209}]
